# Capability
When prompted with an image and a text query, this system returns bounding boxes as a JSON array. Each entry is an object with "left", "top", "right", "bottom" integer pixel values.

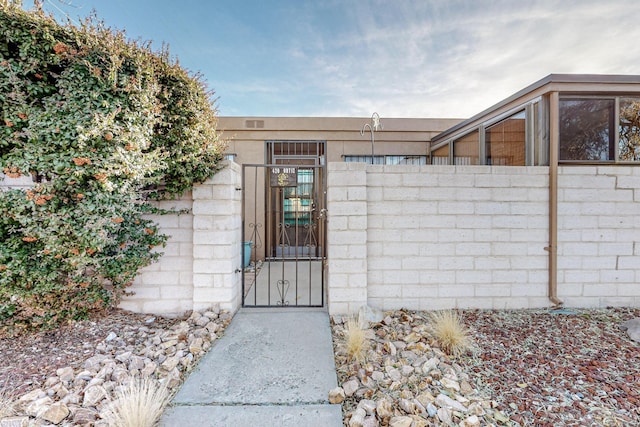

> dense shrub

[{"left": 0, "top": 5, "right": 224, "bottom": 333}]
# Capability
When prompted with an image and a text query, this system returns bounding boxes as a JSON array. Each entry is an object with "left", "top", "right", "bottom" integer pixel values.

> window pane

[
  {"left": 559, "top": 99, "right": 614, "bottom": 161},
  {"left": 431, "top": 144, "right": 449, "bottom": 165},
  {"left": 619, "top": 98, "right": 640, "bottom": 162},
  {"left": 454, "top": 130, "right": 479, "bottom": 165},
  {"left": 485, "top": 111, "right": 526, "bottom": 165}
]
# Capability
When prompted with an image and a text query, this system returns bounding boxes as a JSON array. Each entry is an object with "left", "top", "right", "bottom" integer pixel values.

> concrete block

[
  {"left": 125, "top": 286, "right": 161, "bottom": 299},
  {"left": 474, "top": 284, "right": 511, "bottom": 297},
  {"left": 492, "top": 270, "right": 528, "bottom": 284},
  {"left": 600, "top": 270, "right": 635, "bottom": 283},
  {"left": 438, "top": 284, "right": 474, "bottom": 298}
]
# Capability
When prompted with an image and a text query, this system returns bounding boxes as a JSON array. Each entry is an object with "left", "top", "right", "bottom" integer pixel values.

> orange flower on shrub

[
  {"left": 52, "top": 42, "right": 68, "bottom": 54},
  {"left": 76, "top": 193, "right": 84, "bottom": 199},
  {"left": 72, "top": 157, "right": 91, "bottom": 166},
  {"left": 94, "top": 173, "right": 107, "bottom": 182},
  {"left": 22, "top": 236, "right": 38, "bottom": 242},
  {"left": 87, "top": 248, "right": 96, "bottom": 255},
  {"left": 17, "top": 113, "right": 27, "bottom": 120},
  {"left": 70, "top": 248, "right": 80, "bottom": 255},
  {"left": 104, "top": 131, "right": 113, "bottom": 141},
  {"left": 4, "top": 119, "right": 13, "bottom": 127},
  {"left": 34, "top": 73, "right": 43, "bottom": 79},
  {"left": 42, "top": 249, "right": 51, "bottom": 255},
  {"left": 124, "top": 143, "right": 134, "bottom": 151},
  {"left": 0, "top": 265, "right": 7, "bottom": 272},
  {"left": 3, "top": 166, "right": 21, "bottom": 178},
  {"left": 111, "top": 217, "right": 124, "bottom": 224},
  {"left": 35, "top": 197, "right": 46, "bottom": 205},
  {"left": 144, "top": 227, "right": 155, "bottom": 235}
]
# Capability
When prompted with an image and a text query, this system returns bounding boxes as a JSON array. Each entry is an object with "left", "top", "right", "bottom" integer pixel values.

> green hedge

[{"left": 0, "top": 5, "right": 224, "bottom": 333}]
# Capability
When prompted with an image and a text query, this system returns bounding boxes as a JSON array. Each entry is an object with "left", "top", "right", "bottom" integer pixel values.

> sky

[{"left": 27, "top": 0, "right": 640, "bottom": 119}]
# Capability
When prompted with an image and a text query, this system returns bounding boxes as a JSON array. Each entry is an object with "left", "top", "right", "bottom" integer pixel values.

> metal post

[{"left": 361, "top": 112, "right": 383, "bottom": 164}]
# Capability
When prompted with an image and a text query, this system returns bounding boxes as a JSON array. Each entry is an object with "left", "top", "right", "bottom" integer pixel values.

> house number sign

[{"left": 270, "top": 167, "right": 297, "bottom": 187}]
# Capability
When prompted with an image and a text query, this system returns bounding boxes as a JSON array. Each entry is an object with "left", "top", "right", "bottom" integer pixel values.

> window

[
  {"left": 619, "top": 97, "right": 640, "bottom": 161},
  {"left": 283, "top": 169, "right": 314, "bottom": 225},
  {"left": 485, "top": 110, "right": 526, "bottom": 165},
  {"left": 431, "top": 144, "right": 450, "bottom": 165},
  {"left": 559, "top": 98, "right": 614, "bottom": 161},
  {"left": 454, "top": 130, "right": 479, "bottom": 165},
  {"left": 344, "top": 155, "right": 427, "bottom": 165}
]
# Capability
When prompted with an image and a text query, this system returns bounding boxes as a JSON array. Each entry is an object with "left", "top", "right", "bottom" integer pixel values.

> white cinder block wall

[
  {"left": 327, "top": 163, "right": 640, "bottom": 315},
  {"left": 557, "top": 166, "right": 640, "bottom": 307},
  {"left": 121, "top": 194, "right": 195, "bottom": 315},
  {"left": 123, "top": 161, "right": 242, "bottom": 316}
]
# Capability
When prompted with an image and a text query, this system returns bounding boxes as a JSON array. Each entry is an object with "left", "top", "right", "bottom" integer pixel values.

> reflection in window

[
  {"left": 344, "top": 155, "right": 427, "bottom": 165},
  {"left": 619, "top": 98, "right": 640, "bottom": 161},
  {"left": 431, "top": 144, "right": 450, "bottom": 165},
  {"left": 284, "top": 169, "right": 313, "bottom": 225},
  {"left": 485, "top": 111, "right": 526, "bottom": 165},
  {"left": 559, "top": 99, "right": 614, "bottom": 161},
  {"left": 454, "top": 131, "right": 479, "bottom": 165}
]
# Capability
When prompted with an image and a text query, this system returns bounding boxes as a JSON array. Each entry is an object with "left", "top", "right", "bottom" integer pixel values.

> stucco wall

[{"left": 327, "top": 163, "right": 640, "bottom": 315}]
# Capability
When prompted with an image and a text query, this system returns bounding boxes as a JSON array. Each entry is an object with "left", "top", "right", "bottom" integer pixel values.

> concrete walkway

[{"left": 160, "top": 309, "right": 343, "bottom": 427}]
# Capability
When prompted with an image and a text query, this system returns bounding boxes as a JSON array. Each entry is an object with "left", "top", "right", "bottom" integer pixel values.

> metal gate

[{"left": 242, "top": 163, "right": 326, "bottom": 307}]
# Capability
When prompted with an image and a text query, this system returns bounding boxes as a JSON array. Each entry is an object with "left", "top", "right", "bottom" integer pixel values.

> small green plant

[
  {"left": 429, "top": 310, "right": 473, "bottom": 357},
  {"left": 343, "top": 316, "right": 369, "bottom": 363},
  {"left": 103, "top": 377, "right": 170, "bottom": 427}
]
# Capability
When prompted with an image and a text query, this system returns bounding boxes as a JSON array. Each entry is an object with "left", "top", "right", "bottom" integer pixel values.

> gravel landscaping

[
  {"left": 1, "top": 306, "right": 639, "bottom": 426},
  {"left": 331, "top": 307, "right": 640, "bottom": 427}
]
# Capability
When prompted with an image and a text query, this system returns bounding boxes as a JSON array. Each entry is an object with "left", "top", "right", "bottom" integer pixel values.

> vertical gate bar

[
  {"left": 241, "top": 165, "right": 246, "bottom": 306},
  {"left": 253, "top": 166, "right": 259, "bottom": 306}
]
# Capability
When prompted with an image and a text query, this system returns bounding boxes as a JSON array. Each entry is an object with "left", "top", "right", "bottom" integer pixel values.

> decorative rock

[
  {"left": 329, "top": 387, "right": 346, "bottom": 404},
  {"left": 25, "top": 396, "right": 53, "bottom": 418},
  {"left": 426, "top": 402, "right": 438, "bottom": 417},
  {"left": 440, "top": 377, "right": 460, "bottom": 392},
  {"left": 343, "top": 379, "right": 360, "bottom": 397},
  {"left": 55, "top": 366, "right": 74, "bottom": 383},
  {"left": 438, "top": 407, "right": 452, "bottom": 424},
  {"left": 389, "top": 416, "right": 413, "bottom": 427},
  {"left": 18, "top": 389, "right": 44, "bottom": 404},
  {"left": 460, "top": 415, "right": 480, "bottom": 427},
  {"left": 460, "top": 380, "right": 474, "bottom": 395},
  {"left": 41, "top": 402, "right": 69, "bottom": 424},
  {"left": 82, "top": 385, "right": 107, "bottom": 407},
  {"left": 357, "top": 399, "right": 377, "bottom": 415},
  {"left": 435, "top": 393, "right": 468, "bottom": 413},
  {"left": 0, "top": 417, "right": 29, "bottom": 427},
  {"left": 371, "top": 371, "right": 385, "bottom": 382},
  {"left": 161, "top": 355, "right": 181, "bottom": 372},
  {"left": 422, "top": 357, "right": 439, "bottom": 373},
  {"left": 349, "top": 407, "right": 366, "bottom": 427},
  {"left": 73, "top": 407, "right": 98, "bottom": 424},
  {"left": 385, "top": 366, "right": 402, "bottom": 382},
  {"left": 362, "top": 416, "right": 379, "bottom": 427},
  {"left": 399, "top": 398, "right": 417, "bottom": 414},
  {"left": 376, "top": 398, "right": 393, "bottom": 420},
  {"left": 105, "top": 332, "right": 117, "bottom": 341},
  {"left": 621, "top": 318, "right": 640, "bottom": 342}
]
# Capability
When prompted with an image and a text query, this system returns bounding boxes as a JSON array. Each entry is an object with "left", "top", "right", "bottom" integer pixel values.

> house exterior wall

[{"left": 327, "top": 162, "right": 640, "bottom": 315}]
